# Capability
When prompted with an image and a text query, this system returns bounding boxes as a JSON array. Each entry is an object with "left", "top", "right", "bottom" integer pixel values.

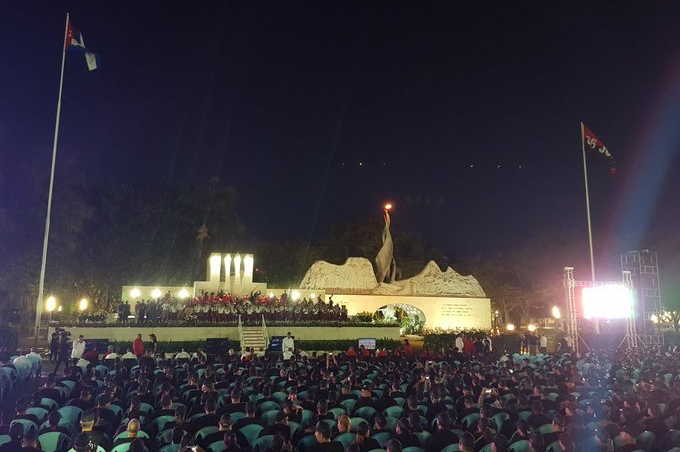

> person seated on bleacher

[
  {"left": 35, "top": 374, "right": 64, "bottom": 403},
  {"left": 150, "top": 394, "right": 175, "bottom": 420},
  {"left": 13, "top": 399, "right": 40, "bottom": 424},
  {"left": 385, "top": 438, "right": 403, "bottom": 452},
  {"left": 0, "top": 423, "right": 24, "bottom": 452},
  {"left": 261, "top": 411, "right": 291, "bottom": 441},
  {"left": 218, "top": 390, "right": 245, "bottom": 416},
  {"left": 427, "top": 413, "right": 459, "bottom": 452},
  {"left": 232, "top": 402, "right": 262, "bottom": 430},
  {"left": 188, "top": 397, "right": 219, "bottom": 435},
  {"left": 313, "top": 420, "right": 343, "bottom": 452},
  {"left": 20, "top": 428, "right": 41, "bottom": 452},
  {"left": 372, "top": 415, "right": 390, "bottom": 435},
  {"left": 104, "top": 346, "right": 119, "bottom": 360},
  {"left": 281, "top": 400, "right": 302, "bottom": 424},
  {"left": 198, "top": 414, "right": 235, "bottom": 449},
  {"left": 459, "top": 432, "right": 475, "bottom": 452},
  {"left": 68, "top": 387, "right": 94, "bottom": 411},
  {"left": 393, "top": 418, "right": 419, "bottom": 448},
  {"left": 112, "top": 419, "right": 149, "bottom": 450},
  {"left": 39, "top": 410, "right": 72, "bottom": 437},
  {"left": 80, "top": 410, "right": 112, "bottom": 451},
  {"left": 121, "top": 349, "right": 137, "bottom": 361},
  {"left": 92, "top": 394, "right": 118, "bottom": 437},
  {"left": 355, "top": 421, "right": 381, "bottom": 452},
  {"left": 354, "top": 385, "right": 376, "bottom": 410}
]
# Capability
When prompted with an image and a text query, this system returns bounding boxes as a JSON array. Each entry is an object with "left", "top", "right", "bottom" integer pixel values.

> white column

[
  {"left": 234, "top": 254, "right": 242, "bottom": 295},
  {"left": 208, "top": 253, "right": 222, "bottom": 282},
  {"left": 243, "top": 254, "right": 254, "bottom": 289},
  {"left": 223, "top": 254, "right": 232, "bottom": 293}
]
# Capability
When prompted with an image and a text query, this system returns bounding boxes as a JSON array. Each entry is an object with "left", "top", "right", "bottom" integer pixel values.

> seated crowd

[
  {"left": 2, "top": 342, "right": 679, "bottom": 452},
  {"left": 113, "top": 294, "right": 349, "bottom": 326}
]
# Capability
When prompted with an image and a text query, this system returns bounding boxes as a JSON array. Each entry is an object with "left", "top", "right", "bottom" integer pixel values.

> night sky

[{"left": 2, "top": 3, "right": 680, "bottom": 285}]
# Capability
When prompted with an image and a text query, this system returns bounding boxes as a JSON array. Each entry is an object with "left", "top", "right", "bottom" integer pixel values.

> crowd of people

[
  {"left": 112, "top": 293, "right": 349, "bottom": 326},
  {"left": 4, "top": 331, "right": 680, "bottom": 452}
]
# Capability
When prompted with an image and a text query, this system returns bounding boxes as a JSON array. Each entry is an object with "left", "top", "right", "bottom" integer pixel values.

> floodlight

[
  {"left": 177, "top": 288, "right": 189, "bottom": 299},
  {"left": 551, "top": 306, "right": 561, "bottom": 319},
  {"left": 527, "top": 324, "right": 537, "bottom": 332},
  {"left": 582, "top": 284, "right": 633, "bottom": 320},
  {"left": 45, "top": 296, "right": 57, "bottom": 312},
  {"left": 130, "top": 288, "right": 141, "bottom": 299},
  {"left": 310, "top": 293, "right": 317, "bottom": 299},
  {"left": 209, "top": 254, "right": 222, "bottom": 281},
  {"left": 291, "top": 290, "right": 301, "bottom": 301},
  {"left": 506, "top": 323, "right": 515, "bottom": 331},
  {"left": 268, "top": 292, "right": 274, "bottom": 299},
  {"left": 78, "top": 298, "right": 89, "bottom": 312},
  {"left": 151, "top": 288, "right": 162, "bottom": 299}
]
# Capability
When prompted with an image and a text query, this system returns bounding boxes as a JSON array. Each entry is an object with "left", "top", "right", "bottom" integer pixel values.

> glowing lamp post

[
  {"left": 551, "top": 306, "right": 561, "bottom": 319},
  {"left": 78, "top": 298, "right": 89, "bottom": 312},
  {"left": 45, "top": 296, "right": 57, "bottom": 323}
]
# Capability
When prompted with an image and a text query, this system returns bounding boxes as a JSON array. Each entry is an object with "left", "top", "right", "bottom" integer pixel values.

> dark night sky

[{"left": 2, "top": 3, "right": 680, "bottom": 283}]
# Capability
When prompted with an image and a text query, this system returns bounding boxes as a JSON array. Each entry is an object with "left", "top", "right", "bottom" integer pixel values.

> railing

[{"left": 261, "top": 314, "right": 269, "bottom": 350}]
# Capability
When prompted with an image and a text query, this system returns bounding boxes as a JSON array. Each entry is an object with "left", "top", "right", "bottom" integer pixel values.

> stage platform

[{"left": 49, "top": 324, "right": 401, "bottom": 343}]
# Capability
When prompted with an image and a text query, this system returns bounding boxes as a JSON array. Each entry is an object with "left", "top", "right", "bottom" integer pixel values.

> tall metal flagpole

[
  {"left": 34, "top": 12, "right": 70, "bottom": 339},
  {"left": 581, "top": 121, "right": 599, "bottom": 334},
  {"left": 580, "top": 121, "right": 596, "bottom": 282}
]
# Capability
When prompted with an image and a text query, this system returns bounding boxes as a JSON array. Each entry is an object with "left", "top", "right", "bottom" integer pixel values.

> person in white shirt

[
  {"left": 71, "top": 335, "right": 86, "bottom": 363},
  {"left": 104, "top": 346, "right": 119, "bottom": 360},
  {"left": 26, "top": 349, "right": 42, "bottom": 377},
  {"left": 175, "top": 349, "right": 191, "bottom": 360},
  {"left": 455, "top": 335, "right": 464, "bottom": 352},
  {"left": 282, "top": 332, "right": 295, "bottom": 360},
  {"left": 540, "top": 335, "right": 548, "bottom": 353},
  {"left": 121, "top": 349, "right": 137, "bottom": 360}
]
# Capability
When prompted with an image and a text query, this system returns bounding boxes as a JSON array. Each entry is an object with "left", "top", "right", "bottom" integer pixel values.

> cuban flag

[{"left": 66, "top": 23, "right": 99, "bottom": 71}]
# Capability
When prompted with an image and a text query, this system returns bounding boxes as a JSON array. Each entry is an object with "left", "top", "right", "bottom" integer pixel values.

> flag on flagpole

[
  {"left": 65, "top": 22, "right": 99, "bottom": 71},
  {"left": 583, "top": 125, "right": 612, "bottom": 158}
]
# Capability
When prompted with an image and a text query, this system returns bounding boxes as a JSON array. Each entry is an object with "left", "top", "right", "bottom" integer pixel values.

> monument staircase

[{"left": 238, "top": 315, "right": 269, "bottom": 352}]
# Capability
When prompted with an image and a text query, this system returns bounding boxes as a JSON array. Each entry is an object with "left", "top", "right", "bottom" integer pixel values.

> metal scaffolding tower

[{"left": 621, "top": 250, "right": 664, "bottom": 345}]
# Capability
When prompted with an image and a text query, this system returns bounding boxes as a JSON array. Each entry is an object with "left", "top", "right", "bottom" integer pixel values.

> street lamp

[
  {"left": 551, "top": 306, "right": 561, "bottom": 319},
  {"left": 45, "top": 296, "right": 57, "bottom": 312},
  {"left": 78, "top": 298, "right": 89, "bottom": 312}
]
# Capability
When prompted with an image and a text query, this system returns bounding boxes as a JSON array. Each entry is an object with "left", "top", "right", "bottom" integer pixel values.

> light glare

[
  {"left": 527, "top": 324, "right": 537, "bottom": 332},
  {"left": 551, "top": 306, "right": 561, "bottom": 319},
  {"left": 291, "top": 290, "right": 301, "bottom": 301},
  {"left": 506, "top": 323, "right": 515, "bottom": 331},
  {"left": 130, "top": 288, "right": 141, "bottom": 299},
  {"left": 78, "top": 298, "right": 89, "bottom": 312},
  {"left": 178, "top": 288, "right": 189, "bottom": 299},
  {"left": 45, "top": 296, "right": 57, "bottom": 312},
  {"left": 582, "top": 284, "right": 633, "bottom": 320},
  {"left": 151, "top": 288, "right": 162, "bottom": 299}
]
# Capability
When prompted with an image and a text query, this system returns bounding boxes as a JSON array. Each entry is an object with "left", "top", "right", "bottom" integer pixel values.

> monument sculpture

[{"left": 375, "top": 207, "right": 398, "bottom": 283}]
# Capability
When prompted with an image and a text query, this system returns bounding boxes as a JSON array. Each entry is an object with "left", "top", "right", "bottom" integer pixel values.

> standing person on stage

[
  {"left": 133, "top": 334, "right": 145, "bottom": 358},
  {"left": 71, "top": 335, "right": 86, "bottom": 365},
  {"left": 149, "top": 334, "right": 158, "bottom": 356},
  {"left": 54, "top": 333, "right": 71, "bottom": 374},
  {"left": 49, "top": 331, "right": 59, "bottom": 361},
  {"left": 282, "top": 332, "right": 295, "bottom": 360}
]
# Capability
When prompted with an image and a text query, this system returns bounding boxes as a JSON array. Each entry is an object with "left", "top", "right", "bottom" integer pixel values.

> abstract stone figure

[{"left": 375, "top": 210, "right": 397, "bottom": 283}]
